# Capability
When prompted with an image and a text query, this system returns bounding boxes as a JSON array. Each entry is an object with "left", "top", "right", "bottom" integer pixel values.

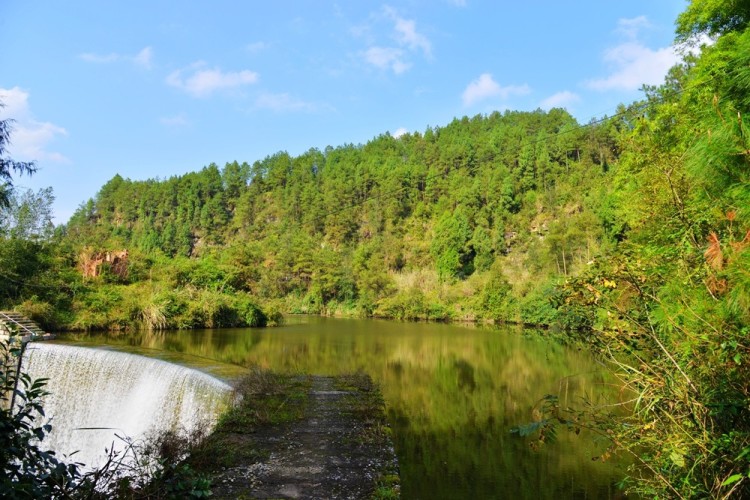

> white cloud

[
  {"left": 385, "top": 7, "right": 432, "bottom": 57},
  {"left": 0, "top": 87, "right": 68, "bottom": 163},
  {"left": 133, "top": 47, "right": 153, "bottom": 69},
  {"left": 392, "top": 127, "right": 408, "bottom": 138},
  {"left": 359, "top": 6, "right": 432, "bottom": 74},
  {"left": 616, "top": 16, "right": 650, "bottom": 39},
  {"left": 79, "top": 52, "right": 119, "bottom": 63},
  {"left": 586, "top": 42, "right": 678, "bottom": 91},
  {"left": 678, "top": 33, "right": 715, "bottom": 56},
  {"left": 586, "top": 17, "right": 680, "bottom": 92},
  {"left": 160, "top": 113, "right": 190, "bottom": 127},
  {"left": 540, "top": 90, "right": 580, "bottom": 110},
  {"left": 255, "top": 93, "right": 318, "bottom": 112},
  {"left": 245, "top": 41, "right": 269, "bottom": 53},
  {"left": 11, "top": 122, "right": 68, "bottom": 162},
  {"left": 363, "top": 46, "right": 410, "bottom": 74},
  {"left": 0, "top": 86, "right": 30, "bottom": 120},
  {"left": 79, "top": 46, "right": 154, "bottom": 69},
  {"left": 461, "top": 73, "right": 530, "bottom": 107},
  {"left": 166, "top": 63, "right": 259, "bottom": 97},
  {"left": 349, "top": 23, "right": 373, "bottom": 42}
]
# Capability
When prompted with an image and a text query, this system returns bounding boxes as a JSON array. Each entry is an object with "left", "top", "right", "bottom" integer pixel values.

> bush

[
  {"left": 14, "top": 298, "right": 56, "bottom": 330},
  {"left": 374, "top": 289, "right": 452, "bottom": 321},
  {"left": 518, "top": 283, "right": 559, "bottom": 326},
  {"left": 0, "top": 336, "right": 83, "bottom": 498},
  {"left": 476, "top": 265, "right": 517, "bottom": 322},
  {"left": 236, "top": 295, "right": 267, "bottom": 327}
]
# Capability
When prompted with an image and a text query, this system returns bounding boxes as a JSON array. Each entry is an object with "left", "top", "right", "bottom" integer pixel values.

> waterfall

[{"left": 22, "top": 343, "right": 232, "bottom": 469}]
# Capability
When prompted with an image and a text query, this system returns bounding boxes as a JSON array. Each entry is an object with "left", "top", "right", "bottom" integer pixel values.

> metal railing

[{"left": 0, "top": 312, "right": 45, "bottom": 341}]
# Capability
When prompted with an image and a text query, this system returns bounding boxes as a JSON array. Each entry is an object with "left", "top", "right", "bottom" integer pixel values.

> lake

[{"left": 61, "top": 316, "right": 626, "bottom": 499}]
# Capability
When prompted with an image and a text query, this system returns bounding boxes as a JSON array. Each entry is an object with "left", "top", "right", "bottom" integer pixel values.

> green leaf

[
  {"left": 722, "top": 474, "right": 744, "bottom": 486},
  {"left": 510, "top": 420, "right": 547, "bottom": 437},
  {"left": 670, "top": 450, "right": 686, "bottom": 468}
]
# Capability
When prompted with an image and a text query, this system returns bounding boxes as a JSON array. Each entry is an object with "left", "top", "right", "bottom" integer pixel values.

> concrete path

[{"left": 211, "top": 375, "right": 398, "bottom": 499}]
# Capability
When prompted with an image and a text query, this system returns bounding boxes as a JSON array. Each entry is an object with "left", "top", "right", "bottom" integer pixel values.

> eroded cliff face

[{"left": 79, "top": 248, "right": 129, "bottom": 279}]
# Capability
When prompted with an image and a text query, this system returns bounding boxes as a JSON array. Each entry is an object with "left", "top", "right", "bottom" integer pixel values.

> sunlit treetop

[{"left": 676, "top": 0, "right": 750, "bottom": 42}]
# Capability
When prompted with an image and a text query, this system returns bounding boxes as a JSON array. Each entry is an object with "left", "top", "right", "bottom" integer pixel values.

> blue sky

[{"left": 1, "top": 0, "right": 686, "bottom": 224}]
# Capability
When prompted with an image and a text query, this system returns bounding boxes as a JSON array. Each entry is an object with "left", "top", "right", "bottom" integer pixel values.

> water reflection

[{"left": 61, "top": 316, "right": 626, "bottom": 499}]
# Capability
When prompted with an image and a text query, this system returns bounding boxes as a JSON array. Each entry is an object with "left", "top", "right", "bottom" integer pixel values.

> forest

[
  {"left": 2, "top": 0, "right": 750, "bottom": 497},
  {"left": 4, "top": 106, "right": 620, "bottom": 331}
]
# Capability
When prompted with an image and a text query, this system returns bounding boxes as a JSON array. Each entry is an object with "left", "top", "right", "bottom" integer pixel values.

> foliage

[
  {"left": 527, "top": 6, "right": 750, "bottom": 496},
  {"left": 0, "top": 336, "right": 82, "bottom": 498},
  {"left": 0, "top": 107, "right": 36, "bottom": 209},
  {"left": 518, "top": 282, "right": 561, "bottom": 327},
  {"left": 91, "top": 432, "right": 213, "bottom": 499},
  {"left": 510, "top": 395, "right": 567, "bottom": 445},
  {"left": 0, "top": 188, "right": 55, "bottom": 240},
  {"left": 374, "top": 288, "right": 452, "bottom": 321},
  {"left": 475, "top": 262, "right": 516, "bottom": 321},
  {"left": 431, "top": 208, "right": 473, "bottom": 280},
  {"left": 49, "top": 107, "right": 615, "bottom": 329},
  {"left": 676, "top": 0, "right": 750, "bottom": 42}
]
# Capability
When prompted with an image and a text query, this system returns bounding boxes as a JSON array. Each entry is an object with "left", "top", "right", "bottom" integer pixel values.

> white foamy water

[{"left": 22, "top": 343, "right": 232, "bottom": 469}]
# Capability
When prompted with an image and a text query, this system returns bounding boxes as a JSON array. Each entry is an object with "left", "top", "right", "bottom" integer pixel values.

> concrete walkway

[{"left": 210, "top": 375, "right": 399, "bottom": 499}]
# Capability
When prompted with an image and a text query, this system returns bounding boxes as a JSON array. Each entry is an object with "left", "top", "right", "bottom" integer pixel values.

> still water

[{"left": 61, "top": 316, "right": 625, "bottom": 499}]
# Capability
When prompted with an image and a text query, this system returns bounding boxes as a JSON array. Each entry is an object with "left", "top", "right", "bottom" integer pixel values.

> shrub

[
  {"left": 519, "top": 283, "right": 559, "bottom": 326},
  {"left": 0, "top": 336, "right": 83, "bottom": 498}
]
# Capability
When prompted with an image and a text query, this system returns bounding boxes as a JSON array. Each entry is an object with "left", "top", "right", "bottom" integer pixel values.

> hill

[{"left": 56, "top": 108, "right": 619, "bottom": 328}]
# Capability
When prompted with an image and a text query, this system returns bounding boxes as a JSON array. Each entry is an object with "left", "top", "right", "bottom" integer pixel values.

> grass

[{"left": 373, "top": 474, "right": 401, "bottom": 500}]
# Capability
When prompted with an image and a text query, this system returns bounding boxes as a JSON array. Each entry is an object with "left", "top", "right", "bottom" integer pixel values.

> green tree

[
  {"left": 0, "top": 188, "right": 55, "bottom": 240},
  {"left": 431, "top": 209, "right": 473, "bottom": 280},
  {"left": 555, "top": 4, "right": 750, "bottom": 495},
  {"left": 0, "top": 106, "right": 36, "bottom": 208},
  {"left": 676, "top": 0, "right": 750, "bottom": 42}
]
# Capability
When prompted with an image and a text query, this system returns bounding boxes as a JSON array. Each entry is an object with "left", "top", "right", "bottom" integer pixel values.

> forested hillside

[
  {"left": 53, "top": 108, "right": 621, "bottom": 329},
  {"left": 2, "top": 0, "right": 750, "bottom": 495}
]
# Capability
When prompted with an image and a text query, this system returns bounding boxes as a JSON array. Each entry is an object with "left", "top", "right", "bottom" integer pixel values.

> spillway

[{"left": 22, "top": 343, "right": 232, "bottom": 469}]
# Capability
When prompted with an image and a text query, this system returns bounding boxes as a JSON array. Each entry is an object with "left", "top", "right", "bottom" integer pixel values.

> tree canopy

[
  {"left": 0, "top": 107, "right": 36, "bottom": 208},
  {"left": 676, "top": 0, "right": 750, "bottom": 42}
]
